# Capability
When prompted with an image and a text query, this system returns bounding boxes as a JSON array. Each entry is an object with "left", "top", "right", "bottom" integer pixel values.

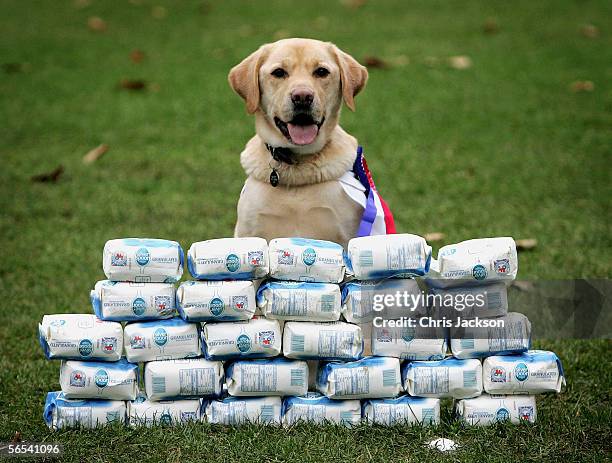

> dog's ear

[
  {"left": 228, "top": 45, "right": 269, "bottom": 114},
  {"left": 331, "top": 44, "right": 368, "bottom": 111}
]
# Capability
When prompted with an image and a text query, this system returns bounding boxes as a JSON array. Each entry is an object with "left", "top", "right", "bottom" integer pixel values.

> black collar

[{"left": 265, "top": 144, "right": 297, "bottom": 165}]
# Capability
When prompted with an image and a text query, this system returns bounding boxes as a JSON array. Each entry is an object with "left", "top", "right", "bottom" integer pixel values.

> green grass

[{"left": 0, "top": 0, "right": 610, "bottom": 461}]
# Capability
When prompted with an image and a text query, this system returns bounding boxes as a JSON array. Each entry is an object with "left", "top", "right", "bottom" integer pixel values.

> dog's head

[{"left": 229, "top": 38, "right": 368, "bottom": 154}]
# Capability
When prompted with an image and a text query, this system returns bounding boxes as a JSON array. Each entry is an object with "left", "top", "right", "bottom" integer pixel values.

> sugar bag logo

[
  {"left": 102, "top": 337, "right": 117, "bottom": 354},
  {"left": 70, "top": 370, "right": 86, "bottom": 387},
  {"left": 494, "top": 259, "right": 510, "bottom": 275},
  {"left": 519, "top": 406, "right": 534, "bottom": 421},
  {"left": 135, "top": 248, "right": 150, "bottom": 266},
  {"left": 515, "top": 363, "right": 529, "bottom": 382},
  {"left": 495, "top": 407, "right": 510, "bottom": 422},
  {"left": 232, "top": 295, "right": 248, "bottom": 312},
  {"left": 225, "top": 254, "right": 240, "bottom": 273},
  {"left": 181, "top": 411, "right": 197, "bottom": 422},
  {"left": 472, "top": 264, "right": 487, "bottom": 280},
  {"left": 154, "top": 296, "right": 172, "bottom": 313},
  {"left": 153, "top": 328, "right": 168, "bottom": 347},
  {"left": 132, "top": 298, "right": 146, "bottom": 316},
  {"left": 490, "top": 367, "right": 506, "bottom": 382},
  {"left": 111, "top": 251, "right": 127, "bottom": 267},
  {"left": 248, "top": 250, "right": 264, "bottom": 267},
  {"left": 401, "top": 326, "right": 416, "bottom": 342},
  {"left": 278, "top": 249, "right": 294, "bottom": 265},
  {"left": 160, "top": 412, "right": 172, "bottom": 426},
  {"left": 302, "top": 248, "right": 317, "bottom": 266},
  {"left": 50, "top": 319, "right": 65, "bottom": 327},
  {"left": 78, "top": 339, "right": 93, "bottom": 357},
  {"left": 376, "top": 328, "right": 392, "bottom": 343},
  {"left": 130, "top": 334, "right": 145, "bottom": 349},
  {"left": 94, "top": 369, "right": 109, "bottom": 388},
  {"left": 209, "top": 297, "right": 225, "bottom": 317},
  {"left": 236, "top": 333, "right": 251, "bottom": 353},
  {"left": 258, "top": 330, "right": 275, "bottom": 348}
]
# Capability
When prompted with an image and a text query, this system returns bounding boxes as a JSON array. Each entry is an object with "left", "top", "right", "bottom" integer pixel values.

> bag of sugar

[
  {"left": 201, "top": 318, "right": 281, "bottom": 360},
  {"left": 283, "top": 321, "right": 363, "bottom": 360},
  {"left": 402, "top": 358, "right": 483, "bottom": 399},
  {"left": 346, "top": 234, "right": 432, "bottom": 280},
  {"left": 144, "top": 358, "right": 224, "bottom": 400},
  {"left": 123, "top": 318, "right": 200, "bottom": 363},
  {"left": 317, "top": 357, "right": 401, "bottom": 399},
  {"left": 257, "top": 281, "right": 341, "bottom": 321},
  {"left": 268, "top": 238, "right": 345, "bottom": 283},
  {"left": 226, "top": 358, "right": 308, "bottom": 397},
  {"left": 187, "top": 237, "right": 269, "bottom": 280},
  {"left": 428, "top": 237, "right": 517, "bottom": 288},
  {"left": 91, "top": 280, "right": 176, "bottom": 321},
  {"left": 371, "top": 324, "right": 447, "bottom": 360},
  {"left": 456, "top": 394, "right": 537, "bottom": 425},
  {"left": 177, "top": 280, "right": 256, "bottom": 322},
  {"left": 60, "top": 359, "right": 138, "bottom": 400},
  {"left": 44, "top": 391, "right": 126, "bottom": 430},
  {"left": 450, "top": 312, "right": 531, "bottom": 359},
  {"left": 206, "top": 396, "right": 282, "bottom": 425},
  {"left": 342, "top": 278, "right": 426, "bottom": 323},
  {"left": 39, "top": 314, "right": 123, "bottom": 361},
  {"left": 483, "top": 350, "right": 565, "bottom": 394},
  {"left": 363, "top": 396, "right": 441, "bottom": 425},
  {"left": 103, "top": 238, "right": 183, "bottom": 283},
  {"left": 281, "top": 393, "right": 361, "bottom": 426},
  {"left": 128, "top": 395, "right": 203, "bottom": 426},
  {"left": 428, "top": 282, "right": 508, "bottom": 320}
]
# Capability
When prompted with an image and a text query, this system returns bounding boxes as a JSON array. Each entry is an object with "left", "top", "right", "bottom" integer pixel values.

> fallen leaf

[
  {"left": 512, "top": 281, "right": 535, "bottom": 292},
  {"left": 87, "top": 16, "right": 107, "bottom": 32},
  {"left": 340, "top": 0, "right": 367, "bottom": 8},
  {"left": 73, "top": 0, "right": 91, "bottom": 9},
  {"left": 390, "top": 55, "right": 410, "bottom": 66},
  {"left": 119, "top": 79, "right": 147, "bottom": 91},
  {"left": 130, "top": 49, "right": 145, "bottom": 63},
  {"left": 570, "top": 80, "right": 594, "bottom": 92},
  {"left": 482, "top": 17, "right": 499, "bottom": 34},
  {"left": 83, "top": 144, "right": 109, "bottom": 164},
  {"left": 363, "top": 55, "right": 388, "bottom": 69},
  {"left": 448, "top": 55, "right": 472, "bottom": 70},
  {"left": 273, "top": 29, "right": 291, "bottom": 40},
  {"left": 314, "top": 16, "right": 329, "bottom": 29},
  {"left": 238, "top": 25, "right": 254, "bottom": 37},
  {"left": 580, "top": 24, "right": 599, "bottom": 38},
  {"left": 11, "top": 432, "right": 21, "bottom": 443},
  {"left": 151, "top": 6, "right": 167, "bottom": 19},
  {"left": 516, "top": 238, "right": 537, "bottom": 250},
  {"left": 424, "top": 232, "right": 445, "bottom": 242},
  {"left": 149, "top": 82, "right": 161, "bottom": 92},
  {"left": 31, "top": 165, "right": 64, "bottom": 183}
]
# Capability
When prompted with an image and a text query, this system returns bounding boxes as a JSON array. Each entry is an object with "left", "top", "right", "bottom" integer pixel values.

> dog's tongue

[{"left": 287, "top": 123, "right": 318, "bottom": 145}]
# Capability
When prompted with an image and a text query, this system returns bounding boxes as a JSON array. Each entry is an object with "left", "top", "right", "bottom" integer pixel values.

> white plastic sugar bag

[
  {"left": 226, "top": 358, "right": 308, "bottom": 397},
  {"left": 456, "top": 394, "right": 537, "bottom": 425},
  {"left": 483, "top": 350, "right": 565, "bottom": 394},
  {"left": 402, "top": 358, "right": 482, "bottom": 399},
  {"left": 428, "top": 237, "right": 517, "bottom": 288},
  {"left": 342, "top": 278, "right": 426, "bottom": 323},
  {"left": 256, "top": 281, "right": 341, "bottom": 321},
  {"left": 450, "top": 312, "right": 531, "bottom": 359},
  {"left": 59, "top": 359, "right": 138, "bottom": 400},
  {"left": 144, "top": 358, "right": 224, "bottom": 400},
  {"left": 428, "top": 282, "right": 508, "bottom": 320},
  {"left": 103, "top": 238, "right": 183, "bottom": 283},
  {"left": 44, "top": 391, "right": 126, "bottom": 430},
  {"left": 371, "top": 324, "right": 447, "bottom": 360},
  {"left": 317, "top": 357, "right": 401, "bottom": 399},
  {"left": 206, "top": 396, "right": 282, "bottom": 425},
  {"left": 346, "top": 234, "right": 432, "bottom": 280},
  {"left": 123, "top": 318, "right": 200, "bottom": 363},
  {"left": 283, "top": 321, "right": 363, "bottom": 360},
  {"left": 268, "top": 238, "right": 345, "bottom": 283},
  {"left": 187, "top": 237, "right": 269, "bottom": 280},
  {"left": 363, "top": 396, "right": 440, "bottom": 425},
  {"left": 202, "top": 317, "right": 281, "bottom": 360},
  {"left": 91, "top": 280, "right": 176, "bottom": 321},
  {"left": 128, "top": 395, "right": 203, "bottom": 426},
  {"left": 177, "top": 280, "right": 256, "bottom": 322},
  {"left": 281, "top": 393, "right": 361, "bottom": 426},
  {"left": 39, "top": 314, "right": 123, "bottom": 361}
]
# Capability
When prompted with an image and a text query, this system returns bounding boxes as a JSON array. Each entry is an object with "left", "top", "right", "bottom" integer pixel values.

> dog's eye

[
  {"left": 313, "top": 67, "right": 330, "bottom": 78},
  {"left": 271, "top": 68, "right": 287, "bottom": 78}
]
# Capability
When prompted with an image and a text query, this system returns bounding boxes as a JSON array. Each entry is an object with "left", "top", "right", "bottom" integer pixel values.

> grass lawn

[{"left": 1, "top": 0, "right": 610, "bottom": 461}]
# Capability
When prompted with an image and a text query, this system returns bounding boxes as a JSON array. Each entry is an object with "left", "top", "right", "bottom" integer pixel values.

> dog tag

[{"left": 270, "top": 169, "right": 279, "bottom": 187}]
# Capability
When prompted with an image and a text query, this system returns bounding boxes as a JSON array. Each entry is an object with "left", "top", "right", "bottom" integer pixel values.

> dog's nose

[{"left": 291, "top": 88, "right": 314, "bottom": 107}]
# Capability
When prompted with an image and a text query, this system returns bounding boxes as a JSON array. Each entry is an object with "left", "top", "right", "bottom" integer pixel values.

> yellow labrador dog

[{"left": 229, "top": 38, "right": 391, "bottom": 246}]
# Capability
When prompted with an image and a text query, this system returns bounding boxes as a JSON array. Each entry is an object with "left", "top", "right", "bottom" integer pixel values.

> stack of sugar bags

[{"left": 185, "top": 237, "right": 283, "bottom": 425}]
